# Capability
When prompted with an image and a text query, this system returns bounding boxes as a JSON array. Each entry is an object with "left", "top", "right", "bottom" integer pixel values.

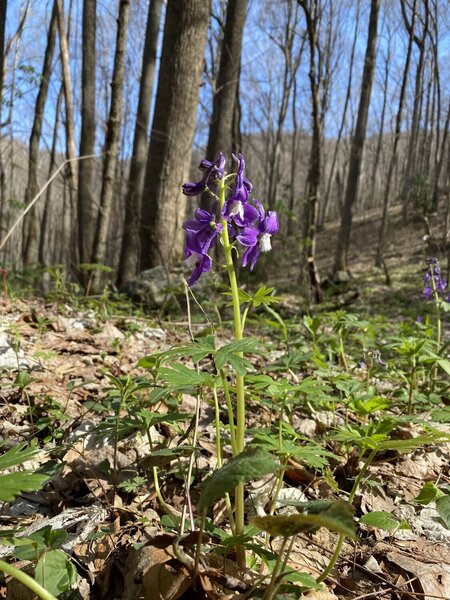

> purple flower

[
  {"left": 236, "top": 205, "right": 279, "bottom": 270},
  {"left": 182, "top": 153, "right": 226, "bottom": 196},
  {"left": 222, "top": 154, "right": 256, "bottom": 225},
  {"left": 184, "top": 234, "right": 213, "bottom": 286},
  {"left": 423, "top": 257, "right": 448, "bottom": 300},
  {"left": 182, "top": 208, "right": 222, "bottom": 254}
]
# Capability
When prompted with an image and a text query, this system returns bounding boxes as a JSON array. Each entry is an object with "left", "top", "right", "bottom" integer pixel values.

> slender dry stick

[
  {"left": 0, "top": 154, "right": 101, "bottom": 254},
  {"left": 317, "top": 448, "right": 377, "bottom": 584},
  {"left": 180, "top": 279, "right": 203, "bottom": 534}
]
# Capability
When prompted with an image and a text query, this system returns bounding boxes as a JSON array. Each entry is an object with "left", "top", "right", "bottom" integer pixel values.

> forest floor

[{"left": 1, "top": 203, "right": 450, "bottom": 599}]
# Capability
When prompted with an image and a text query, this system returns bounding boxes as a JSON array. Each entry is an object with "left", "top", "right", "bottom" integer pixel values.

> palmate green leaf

[
  {"left": 359, "top": 511, "right": 399, "bottom": 532},
  {"left": 414, "top": 482, "right": 445, "bottom": 505},
  {"left": 35, "top": 549, "right": 77, "bottom": 596},
  {"left": 158, "top": 364, "right": 213, "bottom": 388},
  {"left": 251, "top": 500, "right": 355, "bottom": 538},
  {"left": 198, "top": 447, "right": 278, "bottom": 511},
  {"left": 0, "top": 442, "right": 41, "bottom": 470},
  {"left": 164, "top": 336, "right": 216, "bottom": 363},
  {"left": 436, "top": 495, "right": 450, "bottom": 529},
  {"left": 0, "top": 472, "right": 48, "bottom": 502},
  {"left": 376, "top": 431, "right": 450, "bottom": 452},
  {"left": 215, "top": 338, "right": 256, "bottom": 374}
]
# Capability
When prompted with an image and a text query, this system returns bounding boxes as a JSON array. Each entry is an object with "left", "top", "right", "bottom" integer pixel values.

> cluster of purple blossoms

[
  {"left": 423, "top": 257, "right": 450, "bottom": 302},
  {"left": 181, "top": 153, "right": 279, "bottom": 285}
]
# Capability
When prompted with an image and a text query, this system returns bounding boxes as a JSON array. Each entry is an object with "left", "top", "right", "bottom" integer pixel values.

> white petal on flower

[
  {"left": 229, "top": 200, "right": 244, "bottom": 219},
  {"left": 185, "top": 253, "right": 201, "bottom": 268},
  {"left": 259, "top": 233, "right": 272, "bottom": 252}
]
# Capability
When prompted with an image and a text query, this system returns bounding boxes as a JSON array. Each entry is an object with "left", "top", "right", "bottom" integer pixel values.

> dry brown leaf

[
  {"left": 387, "top": 551, "right": 450, "bottom": 600},
  {"left": 143, "top": 562, "right": 192, "bottom": 600}
]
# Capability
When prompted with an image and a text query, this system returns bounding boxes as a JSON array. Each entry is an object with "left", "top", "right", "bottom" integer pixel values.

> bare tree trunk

[
  {"left": 369, "top": 23, "right": 390, "bottom": 207},
  {"left": 203, "top": 0, "right": 247, "bottom": 184},
  {"left": 117, "top": 0, "right": 162, "bottom": 286},
  {"left": 298, "top": 0, "right": 324, "bottom": 303},
  {"left": 56, "top": 0, "right": 78, "bottom": 267},
  {"left": 268, "top": 2, "right": 304, "bottom": 211},
  {"left": 91, "top": 0, "right": 130, "bottom": 292},
  {"left": 39, "top": 84, "right": 63, "bottom": 267},
  {"left": 375, "top": 0, "right": 416, "bottom": 266},
  {"left": 0, "top": 0, "right": 5, "bottom": 243},
  {"left": 78, "top": 0, "right": 97, "bottom": 270},
  {"left": 401, "top": 0, "right": 429, "bottom": 221},
  {"left": 333, "top": 0, "right": 380, "bottom": 273},
  {"left": 319, "top": 0, "right": 360, "bottom": 227},
  {"left": 140, "top": 0, "right": 211, "bottom": 271},
  {"left": 432, "top": 99, "right": 450, "bottom": 213},
  {"left": 22, "top": 1, "right": 57, "bottom": 266}
]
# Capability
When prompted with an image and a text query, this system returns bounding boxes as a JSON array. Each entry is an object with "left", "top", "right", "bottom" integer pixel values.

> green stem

[
  {"left": 220, "top": 369, "right": 237, "bottom": 454},
  {"left": 317, "top": 448, "right": 377, "bottom": 584},
  {"left": 0, "top": 559, "right": 58, "bottom": 600},
  {"left": 263, "top": 537, "right": 288, "bottom": 600},
  {"left": 213, "top": 385, "right": 236, "bottom": 532},
  {"left": 219, "top": 176, "right": 246, "bottom": 568}
]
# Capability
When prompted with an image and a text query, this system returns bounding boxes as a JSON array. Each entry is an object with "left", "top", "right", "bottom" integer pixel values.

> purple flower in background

[
  {"left": 182, "top": 208, "right": 222, "bottom": 254},
  {"left": 182, "top": 153, "right": 226, "bottom": 196},
  {"left": 423, "top": 257, "right": 448, "bottom": 300},
  {"left": 237, "top": 206, "right": 279, "bottom": 270},
  {"left": 184, "top": 234, "right": 213, "bottom": 286}
]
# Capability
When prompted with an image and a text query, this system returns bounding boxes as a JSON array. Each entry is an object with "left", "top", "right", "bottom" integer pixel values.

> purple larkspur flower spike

[
  {"left": 182, "top": 153, "right": 226, "bottom": 196},
  {"left": 237, "top": 205, "right": 279, "bottom": 270},
  {"left": 182, "top": 208, "right": 222, "bottom": 254},
  {"left": 222, "top": 154, "right": 256, "bottom": 225},
  {"left": 184, "top": 234, "right": 213, "bottom": 286}
]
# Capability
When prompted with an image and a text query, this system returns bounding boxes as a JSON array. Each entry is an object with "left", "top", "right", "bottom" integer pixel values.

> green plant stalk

[
  {"left": 219, "top": 369, "right": 237, "bottom": 454},
  {"left": 219, "top": 176, "right": 246, "bottom": 568},
  {"left": 0, "top": 559, "right": 58, "bottom": 600},
  {"left": 263, "top": 536, "right": 288, "bottom": 600},
  {"left": 407, "top": 359, "right": 416, "bottom": 414},
  {"left": 317, "top": 448, "right": 377, "bottom": 584},
  {"left": 431, "top": 275, "right": 441, "bottom": 392},
  {"left": 213, "top": 385, "right": 236, "bottom": 532}
]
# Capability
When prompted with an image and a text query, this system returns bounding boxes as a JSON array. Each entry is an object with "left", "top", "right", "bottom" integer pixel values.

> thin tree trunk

[
  {"left": 375, "top": 0, "right": 416, "bottom": 266},
  {"left": 369, "top": 26, "right": 390, "bottom": 207},
  {"left": 39, "top": 84, "right": 64, "bottom": 267},
  {"left": 401, "top": 0, "right": 429, "bottom": 221},
  {"left": 319, "top": 0, "right": 360, "bottom": 228},
  {"left": 432, "top": 99, "right": 450, "bottom": 213},
  {"left": 298, "top": 0, "right": 323, "bottom": 303},
  {"left": 140, "top": 0, "right": 211, "bottom": 271},
  {"left": 91, "top": 0, "right": 130, "bottom": 292},
  {"left": 56, "top": 0, "right": 78, "bottom": 266},
  {"left": 118, "top": 0, "right": 162, "bottom": 286},
  {"left": 333, "top": 0, "right": 380, "bottom": 273},
  {"left": 78, "top": 0, "right": 97, "bottom": 270},
  {"left": 22, "top": 0, "right": 57, "bottom": 266}
]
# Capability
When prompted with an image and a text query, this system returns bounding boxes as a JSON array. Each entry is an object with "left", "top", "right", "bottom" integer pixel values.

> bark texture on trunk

[
  {"left": 333, "top": 0, "right": 380, "bottom": 273},
  {"left": 140, "top": 0, "right": 211, "bottom": 271},
  {"left": 118, "top": 0, "right": 162, "bottom": 286},
  {"left": 22, "top": 0, "right": 57, "bottom": 266},
  {"left": 90, "top": 0, "right": 130, "bottom": 291},
  {"left": 78, "top": 0, "right": 97, "bottom": 268},
  {"left": 201, "top": 0, "right": 247, "bottom": 210}
]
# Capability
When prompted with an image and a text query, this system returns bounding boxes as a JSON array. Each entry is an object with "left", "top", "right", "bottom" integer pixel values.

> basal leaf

[
  {"left": 414, "top": 482, "right": 444, "bottom": 505},
  {"left": 251, "top": 500, "right": 355, "bottom": 538},
  {"left": 198, "top": 448, "right": 278, "bottom": 511},
  {"left": 35, "top": 549, "right": 77, "bottom": 596},
  {"left": 0, "top": 443, "right": 40, "bottom": 470},
  {"left": 359, "top": 511, "right": 399, "bottom": 531},
  {"left": 436, "top": 495, "right": 450, "bottom": 529},
  {"left": 158, "top": 364, "right": 213, "bottom": 388},
  {"left": 0, "top": 472, "right": 49, "bottom": 502}
]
